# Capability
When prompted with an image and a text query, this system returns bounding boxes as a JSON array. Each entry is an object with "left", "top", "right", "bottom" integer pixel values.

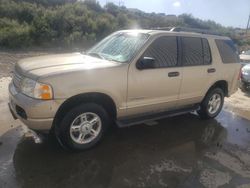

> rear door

[
  {"left": 178, "top": 37, "right": 214, "bottom": 107},
  {"left": 127, "top": 36, "right": 182, "bottom": 116}
]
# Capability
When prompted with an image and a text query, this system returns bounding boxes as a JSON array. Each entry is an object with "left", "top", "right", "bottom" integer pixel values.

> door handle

[
  {"left": 168, "top": 72, "right": 180, "bottom": 77},
  {"left": 207, "top": 68, "right": 216, "bottom": 73}
]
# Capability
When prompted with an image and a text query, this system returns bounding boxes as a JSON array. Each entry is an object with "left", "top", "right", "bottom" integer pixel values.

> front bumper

[{"left": 8, "top": 82, "right": 64, "bottom": 132}]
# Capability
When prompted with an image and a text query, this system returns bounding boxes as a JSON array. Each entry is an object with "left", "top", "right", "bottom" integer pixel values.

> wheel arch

[
  {"left": 52, "top": 92, "right": 117, "bottom": 130},
  {"left": 206, "top": 80, "right": 229, "bottom": 98}
]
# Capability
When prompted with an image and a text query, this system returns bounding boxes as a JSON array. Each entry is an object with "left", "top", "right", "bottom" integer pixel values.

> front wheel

[
  {"left": 197, "top": 88, "right": 224, "bottom": 119},
  {"left": 58, "top": 103, "right": 110, "bottom": 151}
]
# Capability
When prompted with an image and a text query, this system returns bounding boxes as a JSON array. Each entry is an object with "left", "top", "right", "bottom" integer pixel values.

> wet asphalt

[{"left": 1, "top": 110, "right": 250, "bottom": 188}]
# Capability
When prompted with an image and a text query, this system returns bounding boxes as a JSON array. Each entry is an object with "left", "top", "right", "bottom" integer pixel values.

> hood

[{"left": 16, "top": 53, "right": 119, "bottom": 78}]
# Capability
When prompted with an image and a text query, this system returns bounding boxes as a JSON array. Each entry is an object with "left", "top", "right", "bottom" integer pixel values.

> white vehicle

[{"left": 240, "top": 50, "right": 250, "bottom": 64}]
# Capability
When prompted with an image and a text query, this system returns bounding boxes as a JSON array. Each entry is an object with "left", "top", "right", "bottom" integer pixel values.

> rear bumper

[{"left": 8, "top": 82, "right": 64, "bottom": 132}]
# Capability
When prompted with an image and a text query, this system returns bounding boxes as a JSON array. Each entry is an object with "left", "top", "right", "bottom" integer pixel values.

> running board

[{"left": 116, "top": 104, "right": 200, "bottom": 128}]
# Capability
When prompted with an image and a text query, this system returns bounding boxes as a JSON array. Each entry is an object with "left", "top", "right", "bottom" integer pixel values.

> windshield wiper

[{"left": 87, "top": 52, "right": 106, "bottom": 60}]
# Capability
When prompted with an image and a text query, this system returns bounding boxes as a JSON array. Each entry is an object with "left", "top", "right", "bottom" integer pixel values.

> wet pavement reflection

[{"left": 1, "top": 110, "right": 250, "bottom": 188}]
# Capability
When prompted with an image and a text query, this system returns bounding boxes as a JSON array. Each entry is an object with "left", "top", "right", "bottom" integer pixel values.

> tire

[
  {"left": 197, "top": 88, "right": 224, "bottom": 119},
  {"left": 57, "top": 103, "right": 110, "bottom": 151}
]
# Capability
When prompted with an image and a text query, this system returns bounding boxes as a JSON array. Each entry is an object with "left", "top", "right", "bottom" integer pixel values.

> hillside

[{"left": 0, "top": 0, "right": 249, "bottom": 49}]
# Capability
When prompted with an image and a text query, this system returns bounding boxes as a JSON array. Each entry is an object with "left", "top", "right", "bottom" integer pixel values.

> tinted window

[
  {"left": 181, "top": 37, "right": 203, "bottom": 66},
  {"left": 202, "top": 38, "right": 212, "bottom": 65},
  {"left": 143, "top": 36, "right": 177, "bottom": 68},
  {"left": 215, "top": 39, "right": 239, "bottom": 63}
]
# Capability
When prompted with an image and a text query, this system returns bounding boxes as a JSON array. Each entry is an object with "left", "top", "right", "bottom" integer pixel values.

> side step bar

[{"left": 116, "top": 104, "right": 200, "bottom": 128}]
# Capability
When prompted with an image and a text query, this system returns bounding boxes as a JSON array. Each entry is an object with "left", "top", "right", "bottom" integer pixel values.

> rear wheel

[
  {"left": 198, "top": 88, "right": 224, "bottom": 119},
  {"left": 58, "top": 103, "right": 110, "bottom": 151}
]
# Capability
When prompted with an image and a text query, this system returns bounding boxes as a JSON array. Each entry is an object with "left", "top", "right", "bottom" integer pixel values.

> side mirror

[{"left": 136, "top": 57, "right": 155, "bottom": 70}]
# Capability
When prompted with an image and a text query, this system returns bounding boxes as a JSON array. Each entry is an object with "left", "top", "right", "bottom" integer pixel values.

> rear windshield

[{"left": 215, "top": 39, "right": 239, "bottom": 63}]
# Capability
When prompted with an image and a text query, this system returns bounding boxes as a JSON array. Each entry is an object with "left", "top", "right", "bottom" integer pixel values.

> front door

[{"left": 127, "top": 36, "right": 182, "bottom": 116}]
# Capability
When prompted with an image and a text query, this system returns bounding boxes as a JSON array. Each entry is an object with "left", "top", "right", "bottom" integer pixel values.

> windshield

[{"left": 87, "top": 32, "right": 149, "bottom": 63}]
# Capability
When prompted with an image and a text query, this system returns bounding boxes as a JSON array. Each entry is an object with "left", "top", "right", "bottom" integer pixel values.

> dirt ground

[{"left": 225, "top": 90, "right": 250, "bottom": 120}]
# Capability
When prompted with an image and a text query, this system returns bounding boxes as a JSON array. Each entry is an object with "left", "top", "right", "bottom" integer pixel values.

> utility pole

[{"left": 246, "top": 14, "right": 250, "bottom": 35}]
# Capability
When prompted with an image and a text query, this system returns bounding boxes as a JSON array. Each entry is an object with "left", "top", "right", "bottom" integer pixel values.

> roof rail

[{"left": 151, "top": 27, "right": 221, "bottom": 36}]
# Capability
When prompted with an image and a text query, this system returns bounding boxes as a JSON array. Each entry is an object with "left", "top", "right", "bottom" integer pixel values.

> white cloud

[{"left": 173, "top": 1, "right": 181, "bottom": 7}]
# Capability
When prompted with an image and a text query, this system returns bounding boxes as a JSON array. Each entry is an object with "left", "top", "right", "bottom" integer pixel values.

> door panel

[
  {"left": 126, "top": 36, "right": 182, "bottom": 116},
  {"left": 127, "top": 67, "right": 182, "bottom": 116}
]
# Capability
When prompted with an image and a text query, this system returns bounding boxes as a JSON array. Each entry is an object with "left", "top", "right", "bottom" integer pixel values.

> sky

[{"left": 98, "top": 0, "right": 250, "bottom": 28}]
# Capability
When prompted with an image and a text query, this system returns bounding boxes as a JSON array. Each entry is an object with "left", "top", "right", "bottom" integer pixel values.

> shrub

[{"left": 0, "top": 18, "right": 32, "bottom": 48}]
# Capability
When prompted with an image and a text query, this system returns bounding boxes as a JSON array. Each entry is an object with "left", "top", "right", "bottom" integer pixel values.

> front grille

[{"left": 13, "top": 71, "right": 22, "bottom": 92}]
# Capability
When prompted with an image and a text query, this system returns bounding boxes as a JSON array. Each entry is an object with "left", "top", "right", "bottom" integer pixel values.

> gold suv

[{"left": 9, "top": 29, "right": 241, "bottom": 150}]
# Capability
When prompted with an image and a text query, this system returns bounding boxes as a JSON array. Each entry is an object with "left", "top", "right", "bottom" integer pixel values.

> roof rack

[{"left": 151, "top": 27, "right": 221, "bottom": 36}]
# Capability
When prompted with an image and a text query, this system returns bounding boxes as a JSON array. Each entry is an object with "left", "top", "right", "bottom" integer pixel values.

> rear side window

[
  {"left": 215, "top": 39, "right": 239, "bottom": 63},
  {"left": 181, "top": 37, "right": 212, "bottom": 66},
  {"left": 202, "top": 38, "right": 212, "bottom": 65},
  {"left": 143, "top": 36, "right": 177, "bottom": 68}
]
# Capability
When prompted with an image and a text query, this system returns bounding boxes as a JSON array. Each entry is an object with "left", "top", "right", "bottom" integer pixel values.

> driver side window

[{"left": 143, "top": 36, "right": 178, "bottom": 68}]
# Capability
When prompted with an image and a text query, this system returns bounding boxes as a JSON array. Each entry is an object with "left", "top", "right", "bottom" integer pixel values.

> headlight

[{"left": 21, "top": 78, "right": 53, "bottom": 100}]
